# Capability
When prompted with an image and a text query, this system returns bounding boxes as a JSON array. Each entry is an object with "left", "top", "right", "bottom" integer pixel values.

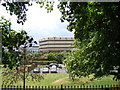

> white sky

[{"left": 0, "top": 1, "right": 74, "bottom": 45}]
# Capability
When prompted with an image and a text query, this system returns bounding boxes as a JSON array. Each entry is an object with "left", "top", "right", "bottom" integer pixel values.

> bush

[
  {"left": 44, "top": 51, "right": 68, "bottom": 63},
  {"left": 44, "top": 53, "right": 55, "bottom": 60}
]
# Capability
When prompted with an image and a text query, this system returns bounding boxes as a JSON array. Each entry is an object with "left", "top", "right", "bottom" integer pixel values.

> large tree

[
  {"left": 1, "top": 17, "right": 44, "bottom": 87},
  {"left": 58, "top": 2, "right": 120, "bottom": 79},
  {"left": 1, "top": 16, "right": 37, "bottom": 68}
]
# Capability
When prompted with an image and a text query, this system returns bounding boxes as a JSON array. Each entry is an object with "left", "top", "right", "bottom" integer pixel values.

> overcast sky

[{"left": 0, "top": 1, "right": 74, "bottom": 45}]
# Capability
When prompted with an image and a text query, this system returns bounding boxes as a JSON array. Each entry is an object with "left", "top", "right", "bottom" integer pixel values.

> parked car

[
  {"left": 42, "top": 68, "right": 49, "bottom": 73},
  {"left": 58, "top": 64, "right": 65, "bottom": 68},
  {"left": 50, "top": 68, "right": 57, "bottom": 73},
  {"left": 46, "top": 63, "right": 58, "bottom": 68},
  {"left": 33, "top": 68, "right": 40, "bottom": 73},
  {"left": 51, "top": 65, "right": 57, "bottom": 69}
]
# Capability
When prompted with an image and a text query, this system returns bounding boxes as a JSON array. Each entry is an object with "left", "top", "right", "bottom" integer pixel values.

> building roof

[{"left": 39, "top": 37, "right": 74, "bottom": 41}]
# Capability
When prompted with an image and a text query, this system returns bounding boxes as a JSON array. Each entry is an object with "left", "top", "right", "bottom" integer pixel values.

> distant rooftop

[{"left": 39, "top": 37, "right": 74, "bottom": 41}]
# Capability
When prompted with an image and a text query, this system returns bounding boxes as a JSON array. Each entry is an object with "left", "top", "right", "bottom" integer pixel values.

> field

[
  {"left": 11, "top": 73, "right": 120, "bottom": 86},
  {"left": 1, "top": 65, "right": 120, "bottom": 86}
]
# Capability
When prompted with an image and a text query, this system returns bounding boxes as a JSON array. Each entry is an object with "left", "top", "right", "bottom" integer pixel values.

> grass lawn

[
  {"left": 12, "top": 73, "right": 120, "bottom": 86},
  {"left": 0, "top": 66, "right": 2, "bottom": 86}
]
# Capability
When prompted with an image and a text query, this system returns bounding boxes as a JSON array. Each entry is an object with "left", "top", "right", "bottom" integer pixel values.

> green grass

[
  {"left": 85, "top": 75, "right": 120, "bottom": 85},
  {"left": 0, "top": 66, "right": 2, "bottom": 86},
  {"left": 12, "top": 73, "right": 120, "bottom": 86},
  {"left": 13, "top": 73, "right": 68, "bottom": 86}
]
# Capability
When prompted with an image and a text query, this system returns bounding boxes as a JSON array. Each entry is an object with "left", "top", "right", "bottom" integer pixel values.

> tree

[
  {"left": 44, "top": 51, "right": 67, "bottom": 63},
  {"left": 26, "top": 53, "right": 43, "bottom": 60},
  {"left": 1, "top": 16, "right": 37, "bottom": 69},
  {"left": 2, "top": 65, "right": 44, "bottom": 85},
  {"left": 58, "top": 2, "right": 120, "bottom": 79},
  {"left": 54, "top": 51, "right": 68, "bottom": 63},
  {"left": 44, "top": 53, "right": 56, "bottom": 61},
  {"left": 1, "top": 17, "right": 44, "bottom": 86}
]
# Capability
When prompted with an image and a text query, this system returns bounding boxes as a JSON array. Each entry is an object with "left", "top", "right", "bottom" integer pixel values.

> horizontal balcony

[
  {"left": 40, "top": 41, "right": 74, "bottom": 45},
  {"left": 40, "top": 45, "right": 73, "bottom": 49}
]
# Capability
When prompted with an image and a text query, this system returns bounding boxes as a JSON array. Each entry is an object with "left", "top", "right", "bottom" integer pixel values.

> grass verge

[{"left": 12, "top": 73, "right": 120, "bottom": 86}]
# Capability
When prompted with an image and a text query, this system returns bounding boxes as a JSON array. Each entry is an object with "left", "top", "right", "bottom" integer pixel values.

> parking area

[{"left": 33, "top": 66, "right": 67, "bottom": 73}]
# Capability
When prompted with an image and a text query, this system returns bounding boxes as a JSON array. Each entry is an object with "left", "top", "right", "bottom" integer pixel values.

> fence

[{"left": 1, "top": 84, "right": 120, "bottom": 90}]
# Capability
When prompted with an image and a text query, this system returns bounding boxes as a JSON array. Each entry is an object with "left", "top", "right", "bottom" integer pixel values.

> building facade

[
  {"left": 39, "top": 37, "right": 74, "bottom": 53},
  {"left": 26, "top": 45, "right": 39, "bottom": 53}
]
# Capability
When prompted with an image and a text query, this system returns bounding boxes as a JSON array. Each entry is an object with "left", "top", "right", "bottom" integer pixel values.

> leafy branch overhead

[{"left": 1, "top": 0, "right": 54, "bottom": 25}]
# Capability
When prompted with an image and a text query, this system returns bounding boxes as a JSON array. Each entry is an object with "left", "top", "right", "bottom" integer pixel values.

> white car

[
  {"left": 42, "top": 68, "right": 49, "bottom": 73},
  {"left": 51, "top": 65, "right": 57, "bottom": 69},
  {"left": 33, "top": 68, "right": 40, "bottom": 73},
  {"left": 50, "top": 68, "right": 57, "bottom": 73}
]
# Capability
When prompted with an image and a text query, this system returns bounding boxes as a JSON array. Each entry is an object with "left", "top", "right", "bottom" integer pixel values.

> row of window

[{"left": 40, "top": 43, "right": 73, "bottom": 46}]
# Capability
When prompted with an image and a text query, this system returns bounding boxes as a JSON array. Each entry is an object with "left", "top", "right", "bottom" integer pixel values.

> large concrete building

[{"left": 39, "top": 37, "right": 74, "bottom": 53}]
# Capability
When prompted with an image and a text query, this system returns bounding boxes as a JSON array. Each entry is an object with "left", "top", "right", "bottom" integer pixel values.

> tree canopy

[
  {"left": 44, "top": 51, "right": 68, "bottom": 63},
  {"left": 58, "top": 2, "right": 120, "bottom": 79},
  {"left": 1, "top": 16, "right": 37, "bottom": 69},
  {"left": 1, "top": 1, "right": 54, "bottom": 25}
]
